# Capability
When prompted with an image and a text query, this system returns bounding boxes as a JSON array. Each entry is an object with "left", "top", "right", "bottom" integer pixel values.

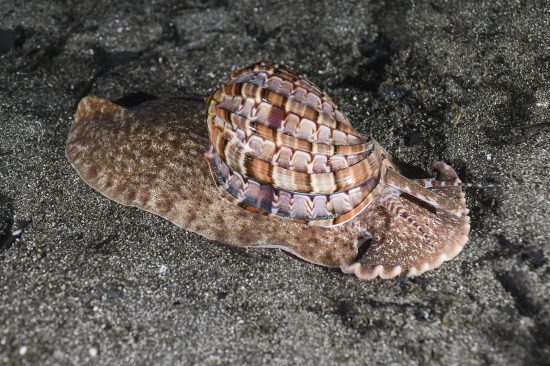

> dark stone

[
  {"left": 0, "top": 26, "right": 25, "bottom": 55},
  {"left": 216, "top": 291, "right": 228, "bottom": 300},
  {"left": 404, "top": 131, "right": 423, "bottom": 147},
  {"left": 105, "top": 286, "right": 124, "bottom": 300}
]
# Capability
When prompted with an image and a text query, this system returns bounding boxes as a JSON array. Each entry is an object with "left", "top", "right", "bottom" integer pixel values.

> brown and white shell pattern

[{"left": 205, "top": 61, "right": 394, "bottom": 226}]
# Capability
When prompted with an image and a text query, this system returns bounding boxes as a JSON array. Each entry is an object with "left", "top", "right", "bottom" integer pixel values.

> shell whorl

[{"left": 205, "top": 62, "right": 383, "bottom": 226}]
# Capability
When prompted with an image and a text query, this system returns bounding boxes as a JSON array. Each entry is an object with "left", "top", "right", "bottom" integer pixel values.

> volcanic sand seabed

[{"left": 0, "top": 1, "right": 548, "bottom": 365}]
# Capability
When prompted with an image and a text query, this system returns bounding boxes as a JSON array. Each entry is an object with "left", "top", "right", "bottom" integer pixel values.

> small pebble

[{"left": 89, "top": 347, "right": 98, "bottom": 357}]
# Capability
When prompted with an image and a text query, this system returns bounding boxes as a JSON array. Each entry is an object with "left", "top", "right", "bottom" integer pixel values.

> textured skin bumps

[{"left": 66, "top": 62, "right": 472, "bottom": 280}]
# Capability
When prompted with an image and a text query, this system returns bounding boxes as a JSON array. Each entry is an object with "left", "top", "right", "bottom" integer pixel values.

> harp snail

[{"left": 66, "top": 61, "right": 480, "bottom": 280}]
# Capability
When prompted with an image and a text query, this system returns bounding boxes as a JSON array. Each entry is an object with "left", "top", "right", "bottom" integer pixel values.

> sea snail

[{"left": 66, "top": 61, "right": 474, "bottom": 280}]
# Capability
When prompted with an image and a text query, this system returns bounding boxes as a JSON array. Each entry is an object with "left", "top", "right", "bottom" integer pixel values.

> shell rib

[{"left": 205, "top": 62, "right": 384, "bottom": 226}]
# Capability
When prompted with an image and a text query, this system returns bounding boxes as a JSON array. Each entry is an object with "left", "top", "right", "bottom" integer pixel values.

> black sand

[{"left": 1, "top": 1, "right": 549, "bottom": 364}]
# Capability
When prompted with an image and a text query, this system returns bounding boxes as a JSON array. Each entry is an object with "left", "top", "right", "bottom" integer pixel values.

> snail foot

[{"left": 340, "top": 161, "right": 470, "bottom": 280}]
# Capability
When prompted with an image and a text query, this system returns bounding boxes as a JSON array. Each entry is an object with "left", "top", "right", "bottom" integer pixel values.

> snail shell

[{"left": 205, "top": 62, "right": 393, "bottom": 226}]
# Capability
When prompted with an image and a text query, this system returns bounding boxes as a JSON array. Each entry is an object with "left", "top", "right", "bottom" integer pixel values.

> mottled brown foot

[{"left": 340, "top": 161, "right": 471, "bottom": 279}]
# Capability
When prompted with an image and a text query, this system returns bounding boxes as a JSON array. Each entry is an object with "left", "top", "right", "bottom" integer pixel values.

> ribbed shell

[{"left": 205, "top": 62, "right": 383, "bottom": 226}]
